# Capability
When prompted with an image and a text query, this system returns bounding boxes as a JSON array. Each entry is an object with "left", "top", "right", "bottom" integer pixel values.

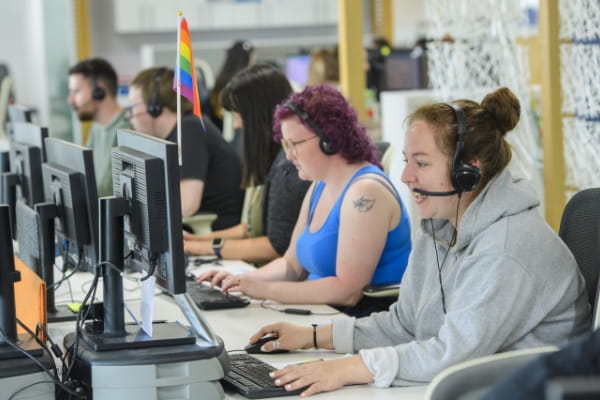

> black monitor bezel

[
  {"left": 9, "top": 122, "right": 48, "bottom": 207},
  {"left": 113, "top": 129, "right": 186, "bottom": 295},
  {"left": 42, "top": 137, "right": 99, "bottom": 273}
]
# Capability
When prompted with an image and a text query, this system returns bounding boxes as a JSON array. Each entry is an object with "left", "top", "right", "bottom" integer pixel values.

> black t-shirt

[
  {"left": 166, "top": 113, "right": 244, "bottom": 230},
  {"left": 263, "top": 151, "right": 311, "bottom": 255}
]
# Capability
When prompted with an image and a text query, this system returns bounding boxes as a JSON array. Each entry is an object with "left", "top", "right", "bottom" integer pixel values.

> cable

[
  {"left": 35, "top": 322, "right": 64, "bottom": 362},
  {"left": 16, "top": 318, "right": 59, "bottom": 377},
  {"left": 431, "top": 193, "right": 462, "bottom": 315},
  {"left": 49, "top": 247, "right": 83, "bottom": 291},
  {"left": 260, "top": 300, "right": 340, "bottom": 316},
  {"left": 100, "top": 258, "right": 147, "bottom": 284},
  {"left": 63, "top": 256, "right": 134, "bottom": 381},
  {"left": 8, "top": 380, "right": 57, "bottom": 400},
  {"left": 139, "top": 253, "right": 158, "bottom": 281},
  {"left": 49, "top": 241, "right": 78, "bottom": 303},
  {"left": 0, "top": 326, "right": 85, "bottom": 399},
  {"left": 63, "top": 261, "right": 102, "bottom": 383}
]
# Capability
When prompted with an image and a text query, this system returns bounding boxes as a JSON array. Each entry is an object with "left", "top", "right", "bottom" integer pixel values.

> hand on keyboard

[
  {"left": 185, "top": 281, "right": 249, "bottom": 310},
  {"left": 222, "top": 354, "right": 305, "bottom": 398}
]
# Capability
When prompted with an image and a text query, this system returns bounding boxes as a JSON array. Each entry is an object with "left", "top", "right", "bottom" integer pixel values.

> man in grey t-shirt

[{"left": 67, "top": 58, "right": 131, "bottom": 197}]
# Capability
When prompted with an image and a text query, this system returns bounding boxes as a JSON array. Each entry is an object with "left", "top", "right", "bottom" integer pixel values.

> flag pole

[{"left": 176, "top": 11, "right": 183, "bottom": 166}]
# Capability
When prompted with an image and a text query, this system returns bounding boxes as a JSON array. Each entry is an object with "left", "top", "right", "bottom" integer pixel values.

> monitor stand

[
  {"left": 47, "top": 306, "right": 78, "bottom": 323},
  {"left": 62, "top": 198, "right": 228, "bottom": 399},
  {"left": 0, "top": 334, "right": 43, "bottom": 360},
  {"left": 80, "top": 321, "right": 195, "bottom": 351},
  {"left": 64, "top": 332, "right": 227, "bottom": 400},
  {"left": 0, "top": 204, "right": 53, "bottom": 399},
  {"left": 36, "top": 203, "right": 78, "bottom": 323}
]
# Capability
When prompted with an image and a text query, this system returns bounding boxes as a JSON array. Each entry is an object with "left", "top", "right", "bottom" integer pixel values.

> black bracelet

[{"left": 312, "top": 323, "right": 318, "bottom": 349}]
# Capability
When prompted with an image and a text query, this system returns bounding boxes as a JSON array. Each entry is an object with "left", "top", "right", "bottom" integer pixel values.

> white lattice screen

[
  {"left": 559, "top": 0, "right": 600, "bottom": 195},
  {"left": 424, "top": 0, "right": 543, "bottom": 200}
]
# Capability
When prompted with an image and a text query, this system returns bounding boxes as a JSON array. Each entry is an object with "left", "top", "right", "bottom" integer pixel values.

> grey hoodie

[{"left": 332, "top": 170, "right": 591, "bottom": 387}]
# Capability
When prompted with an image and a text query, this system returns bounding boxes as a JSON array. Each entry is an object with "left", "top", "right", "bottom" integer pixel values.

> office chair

[
  {"left": 182, "top": 213, "right": 218, "bottom": 236},
  {"left": 558, "top": 188, "right": 600, "bottom": 330},
  {"left": 425, "top": 346, "right": 558, "bottom": 400}
]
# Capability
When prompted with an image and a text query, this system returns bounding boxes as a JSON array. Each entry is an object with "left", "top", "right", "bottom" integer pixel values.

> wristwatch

[{"left": 212, "top": 238, "right": 225, "bottom": 259}]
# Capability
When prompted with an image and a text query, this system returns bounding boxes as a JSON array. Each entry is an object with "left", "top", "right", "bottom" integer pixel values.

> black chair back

[{"left": 558, "top": 188, "right": 600, "bottom": 325}]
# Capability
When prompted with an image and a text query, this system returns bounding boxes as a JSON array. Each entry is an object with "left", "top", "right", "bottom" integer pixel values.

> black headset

[
  {"left": 284, "top": 101, "right": 335, "bottom": 155},
  {"left": 147, "top": 67, "right": 166, "bottom": 118},
  {"left": 85, "top": 59, "right": 106, "bottom": 101},
  {"left": 447, "top": 102, "right": 481, "bottom": 193}
]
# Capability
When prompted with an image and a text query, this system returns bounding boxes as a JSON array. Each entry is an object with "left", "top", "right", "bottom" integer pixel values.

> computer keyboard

[
  {"left": 186, "top": 281, "right": 250, "bottom": 310},
  {"left": 222, "top": 353, "right": 304, "bottom": 398}
]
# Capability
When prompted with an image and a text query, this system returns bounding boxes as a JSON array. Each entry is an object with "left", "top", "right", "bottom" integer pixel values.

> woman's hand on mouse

[{"left": 249, "top": 322, "right": 313, "bottom": 351}]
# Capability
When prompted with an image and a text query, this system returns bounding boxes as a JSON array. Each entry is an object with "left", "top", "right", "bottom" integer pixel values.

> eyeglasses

[
  {"left": 125, "top": 103, "right": 146, "bottom": 119},
  {"left": 280, "top": 136, "right": 319, "bottom": 156}
]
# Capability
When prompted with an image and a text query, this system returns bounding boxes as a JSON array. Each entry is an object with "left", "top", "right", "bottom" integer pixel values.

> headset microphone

[{"left": 413, "top": 188, "right": 459, "bottom": 197}]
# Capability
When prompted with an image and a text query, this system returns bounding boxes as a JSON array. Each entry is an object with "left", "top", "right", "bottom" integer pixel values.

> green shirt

[{"left": 88, "top": 109, "right": 131, "bottom": 197}]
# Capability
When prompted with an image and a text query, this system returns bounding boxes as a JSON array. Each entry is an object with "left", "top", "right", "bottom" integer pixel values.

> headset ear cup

[
  {"left": 92, "top": 87, "right": 106, "bottom": 101},
  {"left": 451, "top": 162, "right": 481, "bottom": 192},
  {"left": 447, "top": 102, "right": 480, "bottom": 193},
  {"left": 147, "top": 103, "right": 162, "bottom": 118},
  {"left": 147, "top": 67, "right": 166, "bottom": 118},
  {"left": 319, "top": 139, "right": 336, "bottom": 155}
]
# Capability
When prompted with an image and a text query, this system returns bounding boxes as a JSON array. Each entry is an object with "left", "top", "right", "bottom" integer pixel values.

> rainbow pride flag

[{"left": 173, "top": 16, "right": 202, "bottom": 120}]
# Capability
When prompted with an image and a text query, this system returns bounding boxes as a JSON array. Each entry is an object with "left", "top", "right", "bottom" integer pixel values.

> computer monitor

[
  {"left": 0, "top": 204, "right": 43, "bottom": 360},
  {"left": 5, "top": 104, "right": 35, "bottom": 140},
  {"left": 7, "top": 122, "right": 47, "bottom": 206},
  {"left": 42, "top": 137, "right": 99, "bottom": 273},
  {"left": 7, "top": 104, "right": 35, "bottom": 124},
  {"left": 14, "top": 137, "right": 99, "bottom": 323},
  {"left": 113, "top": 129, "right": 186, "bottom": 295},
  {"left": 0, "top": 151, "right": 9, "bottom": 173},
  {"left": 285, "top": 54, "right": 311, "bottom": 88},
  {"left": 80, "top": 128, "right": 193, "bottom": 351},
  {"left": 381, "top": 48, "right": 427, "bottom": 91},
  {"left": 1, "top": 122, "right": 48, "bottom": 238}
]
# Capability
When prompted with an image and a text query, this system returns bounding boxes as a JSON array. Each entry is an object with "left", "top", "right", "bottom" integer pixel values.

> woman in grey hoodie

[{"left": 248, "top": 87, "right": 591, "bottom": 396}]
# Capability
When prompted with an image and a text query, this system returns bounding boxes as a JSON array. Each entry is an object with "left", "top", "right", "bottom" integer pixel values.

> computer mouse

[
  {"left": 245, "top": 335, "right": 290, "bottom": 354},
  {"left": 185, "top": 271, "right": 196, "bottom": 281}
]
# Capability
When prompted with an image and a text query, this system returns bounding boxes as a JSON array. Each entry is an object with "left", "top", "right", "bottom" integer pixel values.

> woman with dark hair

[
  {"left": 206, "top": 40, "right": 255, "bottom": 130},
  {"left": 198, "top": 84, "right": 412, "bottom": 317},
  {"left": 247, "top": 87, "right": 590, "bottom": 397},
  {"left": 184, "top": 64, "right": 310, "bottom": 264}
]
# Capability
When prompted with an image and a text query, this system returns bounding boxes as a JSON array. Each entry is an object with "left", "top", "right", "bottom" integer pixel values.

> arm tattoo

[{"left": 353, "top": 196, "right": 375, "bottom": 212}]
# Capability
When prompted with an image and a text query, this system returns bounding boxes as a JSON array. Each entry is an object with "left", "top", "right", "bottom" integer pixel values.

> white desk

[{"left": 49, "top": 260, "right": 426, "bottom": 399}]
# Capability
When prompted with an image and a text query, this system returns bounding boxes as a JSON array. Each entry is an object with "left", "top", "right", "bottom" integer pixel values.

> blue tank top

[{"left": 296, "top": 165, "right": 411, "bottom": 285}]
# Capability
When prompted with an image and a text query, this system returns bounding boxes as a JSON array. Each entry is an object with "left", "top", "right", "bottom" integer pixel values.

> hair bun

[{"left": 481, "top": 87, "right": 520, "bottom": 135}]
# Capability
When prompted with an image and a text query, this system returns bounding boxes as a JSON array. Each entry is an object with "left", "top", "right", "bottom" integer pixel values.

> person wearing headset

[
  {"left": 183, "top": 64, "right": 311, "bottom": 265},
  {"left": 67, "top": 57, "right": 132, "bottom": 197},
  {"left": 246, "top": 87, "right": 591, "bottom": 397},
  {"left": 197, "top": 84, "right": 412, "bottom": 317},
  {"left": 127, "top": 67, "right": 244, "bottom": 230},
  {"left": 207, "top": 40, "right": 256, "bottom": 131}
]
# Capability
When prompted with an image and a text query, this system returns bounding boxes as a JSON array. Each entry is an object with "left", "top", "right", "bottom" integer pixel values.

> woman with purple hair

[{"left": 198, "top": 84, "right": 411, "bottom": 317}]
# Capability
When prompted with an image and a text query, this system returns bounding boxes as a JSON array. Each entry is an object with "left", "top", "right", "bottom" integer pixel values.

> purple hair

[{"left": 272, "top": 84, "right": 381, "bottom": 169}]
